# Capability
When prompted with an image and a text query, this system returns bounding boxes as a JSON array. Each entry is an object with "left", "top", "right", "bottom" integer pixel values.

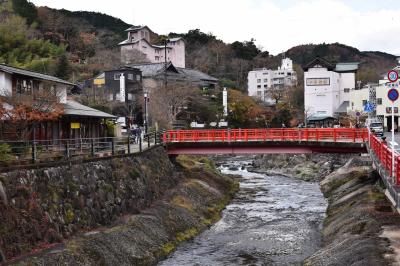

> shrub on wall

[{"left": 0, "top": 143, "right": 13, "bottom": 163}]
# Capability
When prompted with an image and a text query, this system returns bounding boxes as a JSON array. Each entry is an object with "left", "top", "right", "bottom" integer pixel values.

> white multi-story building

[
  {"left": 119, "top": 26, "right": 185, "bottom": 68},
  {"left": 247, "top": 58, "right": 297, "bottom": 104},
  {"left": 304, "top": 57, "right": 359, "bottom": 118}
]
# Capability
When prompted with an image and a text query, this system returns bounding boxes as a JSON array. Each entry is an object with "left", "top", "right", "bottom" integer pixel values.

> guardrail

[
  {"left": 0, "top": 131, "right": 163, "bottom": 167},
  {"left": 369, "top": 133, "right": 400, "bottom": 185},
  {"left": 163, "top": 128, "right": 368, "bottom": 143}
]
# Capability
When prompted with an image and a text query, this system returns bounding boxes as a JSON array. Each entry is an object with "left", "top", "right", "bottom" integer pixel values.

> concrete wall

[
  {"left": 168, "top": 39, "right": 185, "bottom": 68},
  {"left": 339, "top": 72, "right": 355, "bottom": 103}
]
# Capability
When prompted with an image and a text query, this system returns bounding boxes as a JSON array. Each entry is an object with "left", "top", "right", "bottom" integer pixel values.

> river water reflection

[{"left": 159, "top": 157, "right": 327, "bottom": 266}]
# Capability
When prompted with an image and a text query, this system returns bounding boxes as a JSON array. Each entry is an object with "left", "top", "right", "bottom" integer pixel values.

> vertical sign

[
  {"left": 223, "top": 87, "right": 228, "bottom": 117},
  {"left": 120, "top": 73, "right": 126, "bottom": 102},
  {"left": 387, "top": 70, "right": 399, "bottom": 181}
]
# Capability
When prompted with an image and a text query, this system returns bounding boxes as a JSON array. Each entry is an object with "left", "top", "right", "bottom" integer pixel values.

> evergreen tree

[
  {"left": 54, "top": 54, "right": 70, "bottom": 80},
  {"left": 11, "top": 0, "right": 38, "bottom": 25}
]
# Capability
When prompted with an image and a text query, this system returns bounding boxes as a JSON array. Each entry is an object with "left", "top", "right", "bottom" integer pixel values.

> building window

[
  {"left": 257, "top": 91, "right": 262, "bottom": 96},
  {"left": 141, "top": 31, "right": 144, "bottom": 38},
  {"left": 344, "top": 88, "right": 350, "bottom": 93},
  {"left": 257, "top": 85, "right": 261, "bottom": 89},
  {"left": 142, "top": 46, "right": 147, "bottom": 49},
  {"left": 377, "top": 98, "right": 382, "bottom": 105},
  {"left": 114, "top": 74, "right": 120, "bottom": 80},
  {"left": 136, "top": 75, "right": 141, "bottom": 81},
  {"left": 155, "top": 56, "right": 160, "bottom": 61},
  {"left": 257, "top": 79, "right": 261, "bottom": 83},
  {"left": 264, "top": 79, "right": 268, "bottom": 82},
  {"left": 264, "top": 85, "right": 267, "bottom": 88},
  {"left": 362, "top": 100, "right": 367, "bottom": 106},
  {"left": 128, "top": 74, "right": 134, "bottom": 80}
]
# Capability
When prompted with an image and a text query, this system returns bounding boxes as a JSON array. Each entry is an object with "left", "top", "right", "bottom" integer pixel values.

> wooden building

[{"left": 0, "top": 64, "right": 115, "bottom": 141}]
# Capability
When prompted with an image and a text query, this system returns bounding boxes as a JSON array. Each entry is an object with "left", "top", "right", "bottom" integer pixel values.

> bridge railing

[
  {"left": 163, "top": 128, "right": 368, "bottom": 143},
  {"left": 369, "top": 133, "right": 400, "bottom": 186}
]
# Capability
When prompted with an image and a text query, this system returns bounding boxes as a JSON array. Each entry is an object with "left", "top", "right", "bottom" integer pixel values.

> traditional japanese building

[{"left": 0, "top": 64, "right": 115, "bottom": 141}]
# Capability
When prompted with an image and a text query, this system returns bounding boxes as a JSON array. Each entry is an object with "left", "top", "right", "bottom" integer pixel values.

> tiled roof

[
  {"left": 0, "top": 64, "right": 74, "bottom": 86},
  {"left": 177, "top": 67, "right": 218, "bottom": 82},
  {"left": 125, "top": 26, "right": 146, "bottom": 32},
  {"left": 63, "top": 101, "right": 115, "bottom": 118},
  {"left": 130, "top": 63, "right": 170, "bottom": 77},
  {"left": 130, "top": 62, "right": 218, "bottom": 83},
  {"left": 169, "top": 37, "right": 183, "bottom": 42}
]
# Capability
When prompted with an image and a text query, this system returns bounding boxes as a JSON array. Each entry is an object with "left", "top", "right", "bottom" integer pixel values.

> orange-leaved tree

[
  {"left": 227, "top": 89, "right": 267, "bottom": 127},
  {"left": 0, "top": 90, "right": 64, "bottom": 140}
]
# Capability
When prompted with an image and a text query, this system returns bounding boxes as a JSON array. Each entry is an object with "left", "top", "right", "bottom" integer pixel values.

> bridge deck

[{"left": 163, "top": 128, "right": 368, "bottom": 155}]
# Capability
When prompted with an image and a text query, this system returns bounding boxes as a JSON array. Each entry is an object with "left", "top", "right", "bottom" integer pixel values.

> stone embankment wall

[
  {"left": 0, "top": 147, "right": 238, "bottom": 265},
  {"left": 304, "top": 159, "right": 400, "bottom": 266}
]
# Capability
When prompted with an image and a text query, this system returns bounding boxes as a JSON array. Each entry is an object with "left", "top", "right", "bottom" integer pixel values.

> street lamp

[{"left": 143, "top": 91, "right": 149, "bottom": 134}]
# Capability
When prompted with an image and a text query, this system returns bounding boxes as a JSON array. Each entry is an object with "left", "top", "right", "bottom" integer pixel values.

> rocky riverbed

[
  {"left": 249, "top": 153, "right": 356, "bottom": 181},
  {"left": 159, "top": 157, "right": 328, "bottom": 265}
]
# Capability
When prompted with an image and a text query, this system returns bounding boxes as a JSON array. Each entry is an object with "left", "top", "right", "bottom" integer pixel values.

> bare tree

[
  {"left": 269, "top": 84, "right": 285, "bottom": 104},
  {"left": 121, "top": 49, "right": 150, "bottom": 65},
  {"left": 148, "top": 84, "right": 198, "bottom": 129}
]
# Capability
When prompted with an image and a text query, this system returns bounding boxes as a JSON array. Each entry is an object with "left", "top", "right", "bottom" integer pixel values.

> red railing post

[
  {"left": 397, "top": 156, "right": 400, "bottom": 186},
  {"left": 333, "top": 129, "right": 337, "bottom": 142}
]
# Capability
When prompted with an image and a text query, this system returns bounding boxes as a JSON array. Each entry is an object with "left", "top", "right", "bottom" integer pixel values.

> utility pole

[
  {"left": 143, "top": 91, "right": 148, "bottom": 134},
  {"left": 164, "top": 38, "right": 169, "bottom": 88}
]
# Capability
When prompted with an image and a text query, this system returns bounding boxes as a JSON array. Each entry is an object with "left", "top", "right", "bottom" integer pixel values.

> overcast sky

[{"left": 30, "top": 0, "right": 400, "bottom": 56}]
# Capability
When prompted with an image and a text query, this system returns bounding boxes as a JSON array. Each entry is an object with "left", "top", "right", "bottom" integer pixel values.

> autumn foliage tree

[
  {"left": 227, "top": 89, "right": 267, "bottom": 127},
  {"left": 0, "top": 90, "right": 64, "bottom": 140}
]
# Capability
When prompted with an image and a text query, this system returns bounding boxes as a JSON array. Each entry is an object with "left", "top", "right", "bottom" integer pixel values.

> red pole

[{"left": 333, "top": 129, "right": 337, "bottom": 142}]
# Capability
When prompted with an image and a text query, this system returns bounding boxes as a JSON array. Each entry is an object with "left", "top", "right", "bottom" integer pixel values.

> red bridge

[{"left": 163, "top": 128, "right": 368, "bottom": 155}]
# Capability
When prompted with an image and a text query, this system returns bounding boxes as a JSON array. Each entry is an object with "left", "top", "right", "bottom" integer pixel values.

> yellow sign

[
  {"left": 71, "top": 122, "right": 80, "bottom": 129},
  {"left": 94, "top": 78, "right": 105, "bottom": 86}
]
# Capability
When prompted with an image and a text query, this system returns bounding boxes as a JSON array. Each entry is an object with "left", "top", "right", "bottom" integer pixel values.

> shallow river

[{"left": 159, "top": 157, "right": 327, "bottom": 266}]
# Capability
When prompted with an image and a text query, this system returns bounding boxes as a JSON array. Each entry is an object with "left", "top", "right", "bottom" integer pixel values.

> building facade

[
  {"left": 247, "top": 58, "right": 297, "bottom": 104},
  {"left": 0, "top": 64, "right": 114, "bottom": 141},
  {"left": 119, "top": 26, "right": 185, "bottom": 68},
  {"left": 92, "top": 67, "right": 143, "bottom": 103},
  {"left": 303, "top": 57, "right": 359, "bottom": 118},
  {"left": 347, "top": 80, "right": 400, "bottom": 132}
]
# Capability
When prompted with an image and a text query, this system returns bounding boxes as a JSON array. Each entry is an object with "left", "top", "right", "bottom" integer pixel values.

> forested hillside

[{"left": 0, "top": 0, "right": 398, "bottom": 88}]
